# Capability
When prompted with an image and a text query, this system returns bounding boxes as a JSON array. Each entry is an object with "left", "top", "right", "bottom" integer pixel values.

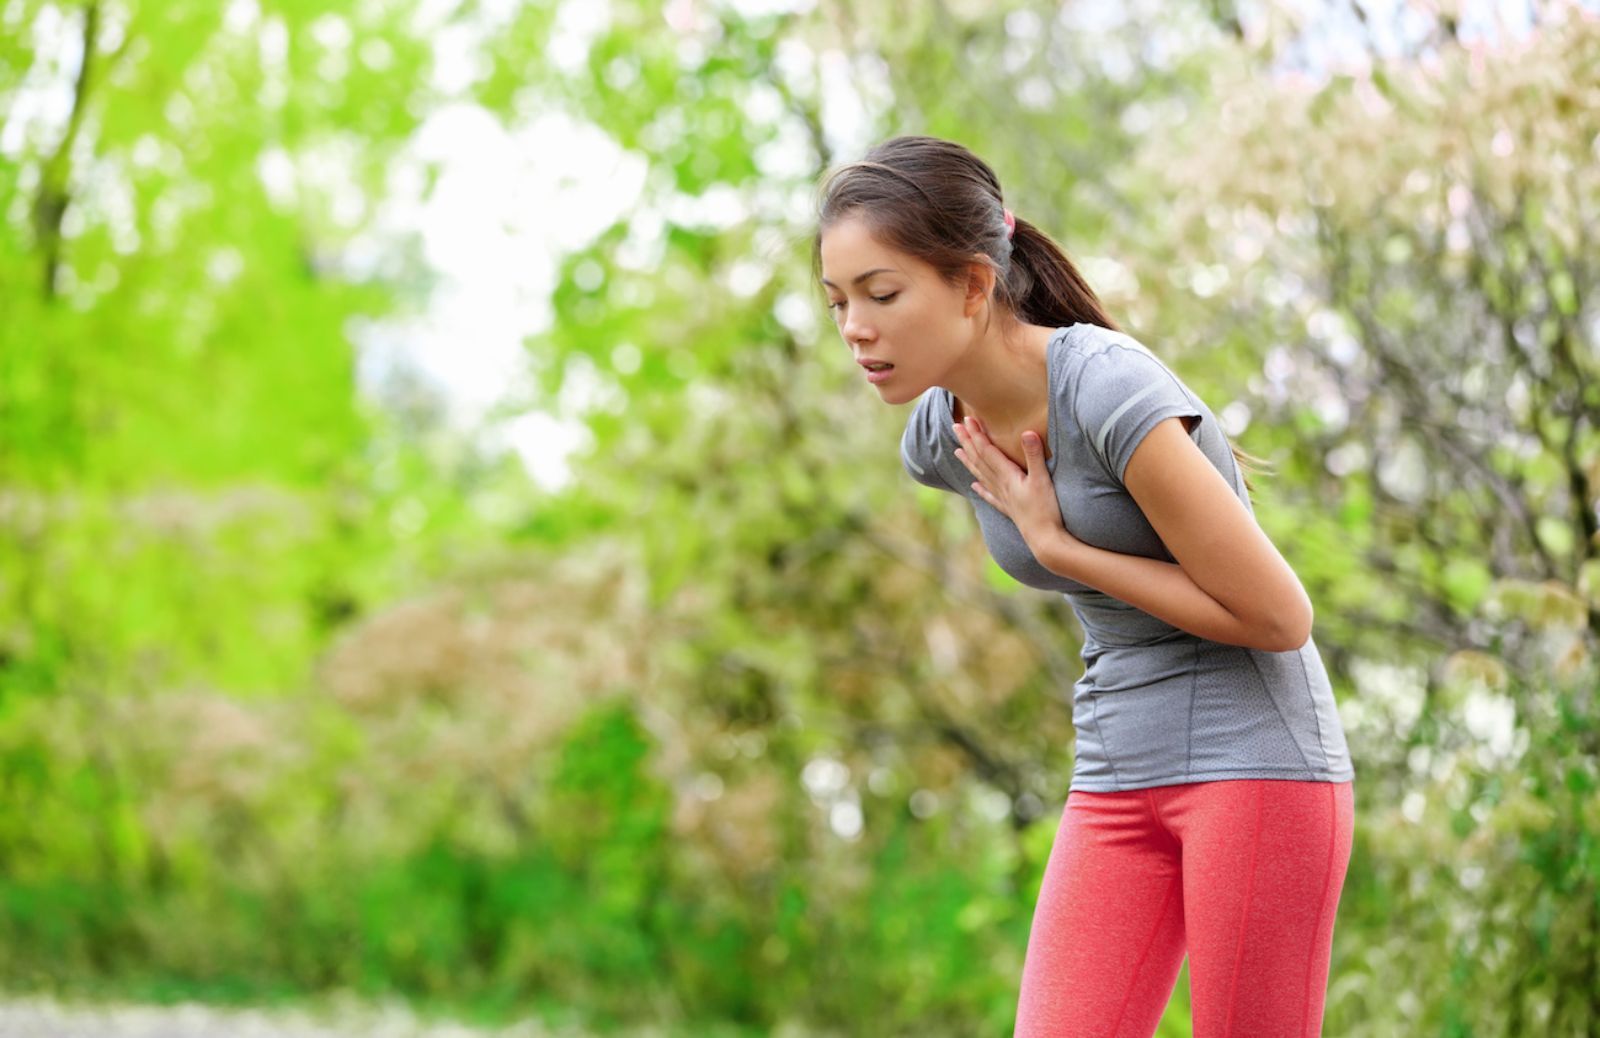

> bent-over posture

[{"left": 813, "top": 134, "right": 1355, "bottom": 1038}]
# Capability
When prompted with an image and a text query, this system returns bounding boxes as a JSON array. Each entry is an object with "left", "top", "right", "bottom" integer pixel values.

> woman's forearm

[{"left": 1032, "top": 526, "right": 1293, "bottom": 652}]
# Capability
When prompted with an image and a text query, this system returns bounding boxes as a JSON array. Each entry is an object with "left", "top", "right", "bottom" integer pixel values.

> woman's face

[{"left": 818, "top": 214, "right": 977, "bottom": 404}]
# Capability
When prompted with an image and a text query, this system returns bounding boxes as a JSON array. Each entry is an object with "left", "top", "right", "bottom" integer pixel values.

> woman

[{"left": 813, "top": 135, "right": 1356, "bottom": 1037}]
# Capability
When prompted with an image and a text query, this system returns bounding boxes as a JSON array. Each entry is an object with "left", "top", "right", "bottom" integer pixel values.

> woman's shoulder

[
  {"left": 1058, "top": 321, "right": 1169, "bottom": 368},
  {"left": 900, "top": 387, "right": 958, "bottom": 491},
  {"left": 1056, "top": 323, "right": 1195, "bottom": 405},
  {"left": 902, "top": 384, "right": 946, "bottom": 438},
  {"left": 1053, "top": 324, "right": 1207, "bottom": 485}
]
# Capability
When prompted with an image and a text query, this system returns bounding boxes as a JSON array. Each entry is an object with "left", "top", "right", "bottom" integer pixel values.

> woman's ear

[{"left": 962, "top": 257, "right": 996, "bottom": 318}]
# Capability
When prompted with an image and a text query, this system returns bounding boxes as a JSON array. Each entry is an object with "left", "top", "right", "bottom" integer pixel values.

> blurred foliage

[{"left": 2, "top": 0, "right": 1598, "bottom": 1035}]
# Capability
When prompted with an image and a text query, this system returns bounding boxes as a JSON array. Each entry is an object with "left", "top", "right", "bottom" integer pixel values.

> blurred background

[{"left": 2, "top": 0, "right": 1599, "bottom": 1034}]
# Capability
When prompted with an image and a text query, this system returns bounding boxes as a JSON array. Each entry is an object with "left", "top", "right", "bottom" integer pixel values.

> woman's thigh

[
  {"left": 1014, "top": 789, "right": 1188, "bottom": 1038},
  {"left": 1154, "top": 778, "right": 1355, "bottom": 1038}
]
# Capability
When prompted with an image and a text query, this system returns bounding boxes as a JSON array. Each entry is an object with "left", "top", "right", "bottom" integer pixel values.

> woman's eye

[{"left": 827, "top": 292, "right": 896, "bottom": 312}]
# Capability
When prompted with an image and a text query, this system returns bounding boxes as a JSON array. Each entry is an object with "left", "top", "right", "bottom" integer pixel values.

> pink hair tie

[{"left": 1003, "top": 207, "right": 1016, "bottom": 240}]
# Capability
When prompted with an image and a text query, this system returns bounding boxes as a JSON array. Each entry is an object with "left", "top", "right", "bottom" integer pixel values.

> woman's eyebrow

[{"left": 820, "top": 267, "right": 897, "bottom": 288}]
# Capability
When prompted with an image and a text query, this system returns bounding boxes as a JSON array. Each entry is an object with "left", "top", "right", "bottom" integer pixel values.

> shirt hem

[{"left": 1069, "top": 765, "right": 1356, "bottom": 794}]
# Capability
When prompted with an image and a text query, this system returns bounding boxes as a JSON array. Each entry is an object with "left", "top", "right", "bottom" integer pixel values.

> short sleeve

[
  {"left": 1073, "top": 343, "right": 1203, "bottom": 486},
  {"left": 900, "top": 392, "right": 959, "bottom": 492}
]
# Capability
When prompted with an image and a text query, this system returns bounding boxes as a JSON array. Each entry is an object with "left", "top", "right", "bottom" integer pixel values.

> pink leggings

[{"left": 1013, "top": 778, "right": 1355, "bottom": 1038}]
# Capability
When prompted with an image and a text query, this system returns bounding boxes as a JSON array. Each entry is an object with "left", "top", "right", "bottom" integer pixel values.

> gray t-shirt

[{"left": 900, "top": 322, "right": 1355, "bottom": 793}]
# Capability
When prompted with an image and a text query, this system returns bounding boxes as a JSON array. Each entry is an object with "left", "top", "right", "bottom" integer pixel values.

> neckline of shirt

[{"left": 936, "top": 324, "right": 1081, "bottom": 486}]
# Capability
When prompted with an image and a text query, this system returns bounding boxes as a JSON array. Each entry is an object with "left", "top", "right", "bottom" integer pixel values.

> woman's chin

[{"left": 864, "top": 371, "right": 915, "bottom": 401}]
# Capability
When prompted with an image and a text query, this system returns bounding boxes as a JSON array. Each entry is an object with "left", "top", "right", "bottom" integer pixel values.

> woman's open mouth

[{"left": 864, "top": 363, "right": 894, "bottom": 383}]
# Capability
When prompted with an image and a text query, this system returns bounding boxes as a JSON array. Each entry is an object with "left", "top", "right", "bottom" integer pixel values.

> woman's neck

[{"left": 944, "top": 322, "right": 1058, "bottom": 434}]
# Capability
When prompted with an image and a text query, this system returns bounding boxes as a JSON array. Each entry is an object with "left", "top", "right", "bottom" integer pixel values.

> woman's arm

[
  {"left": 1034, "top": 528, "right": 1299, "bottom": 651},
  {"left": 1036, "top": 416, "right": 1314, "bottom": 653}
]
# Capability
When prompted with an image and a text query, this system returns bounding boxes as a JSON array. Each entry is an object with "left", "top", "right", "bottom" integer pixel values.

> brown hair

[{"left": 812, "top": 133, "right": 1268, "bottom": 496}]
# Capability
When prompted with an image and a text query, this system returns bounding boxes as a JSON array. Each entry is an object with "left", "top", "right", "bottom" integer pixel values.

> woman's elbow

[{"left": 1259, "top": 600, "right": 1314, "bottom": 652}]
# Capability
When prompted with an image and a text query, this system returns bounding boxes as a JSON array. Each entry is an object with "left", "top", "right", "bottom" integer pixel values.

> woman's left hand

[{"left": 953, "top": 415, "right": 1074, "bottom": 553}]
